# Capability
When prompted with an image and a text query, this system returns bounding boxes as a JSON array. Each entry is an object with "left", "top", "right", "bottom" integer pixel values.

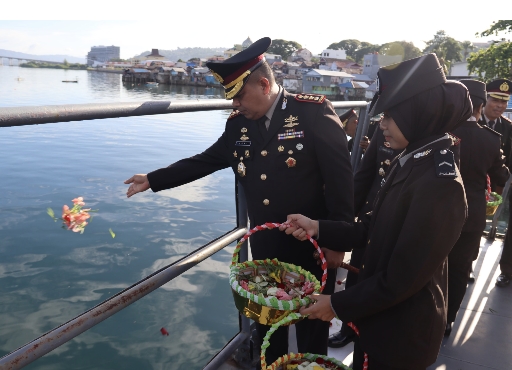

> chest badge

[
  {"left": 233, "top": 150, "right": 237, "bottom": 158},
  {"left": 285, "top": 157, "right": 297, "bottom": 168},
  {"left": 283, "top": 115, "right": 299, "bottom": 128},
  {"left": 240, "top": 134, "right": 249, "bottom": 141},
  {"left": 238, "top": 157, "right": 246, "bottom": 177},
  {"left": 241, "top": 127, "right": 248, "bottom": 133},
  {"left": 296, "top": 143, "right": 303, "bottom": 150},
  {"left": 282, "top": 97, "right": 287, "bottom": 110},
  {"left": 278, "top": 145, "right": 284, "bottom": 152}
]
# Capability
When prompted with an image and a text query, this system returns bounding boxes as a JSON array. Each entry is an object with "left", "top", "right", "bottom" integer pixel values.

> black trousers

[
  {"left": 500, "top": 190, "right": 512, "bottom": 275},
  {"left": 256, "top": 268, "right": 336, "bottom": 365},
  {"left": 352, "top": 337, "right": 426, "bottom": 370},
  {"left": 337, "top": 247, "right": 365, "bottom": 337},
  {"left": 447, "top": 231, "right": 482, "bottom": 323}
]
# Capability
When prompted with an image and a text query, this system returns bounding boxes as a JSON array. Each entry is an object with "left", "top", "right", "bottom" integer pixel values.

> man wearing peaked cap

[
  {"left": 446, "top": 79, "right": 509, "bottom": 336},
  {"left": 124, "top": 37, "right": 354, "bottom": 364},
  {"left": 338, "top": 109, "right": 358, "bottom": 152},
  {"left": 479, "top": 78, "right": 512, "bottom": 167}
]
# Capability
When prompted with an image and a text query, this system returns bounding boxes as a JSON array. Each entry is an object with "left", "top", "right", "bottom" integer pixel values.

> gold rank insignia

[
  {"left": 238, "top": 158, "right": 246, "bottom": 177},
  {"left": 285, "top": 157, "right": 297, "bottom": 168},
  {"left": 245, "top": 150, "right": 250, "bottom": 158},
  {"left": 241, "top": 127, "right": 248, "bottom": 133},
  {"left": 295, "top": 93, "right": 325, "bottom": 104},
  {"left": 278, "top": 145, "right": 284, "bottom": 152},
  {"left": 379, "top": 168, "right": 385, "bottom": 176},
  {"left": 384, "top": 159, "right": 391, "bottom": 165},
  {"left": 283, "top": 115, "right": 299, "bottom": 128},
  {"left": 228, "top": 110, "right": 242, "bottom": 120},
  {"left": 240, "top": 134, "right": 249, "bottom": 141}
]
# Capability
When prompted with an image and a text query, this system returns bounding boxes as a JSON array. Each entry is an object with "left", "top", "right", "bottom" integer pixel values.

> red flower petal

[{"left": 160, "top": 327, "right": 169, "bottom": 336}]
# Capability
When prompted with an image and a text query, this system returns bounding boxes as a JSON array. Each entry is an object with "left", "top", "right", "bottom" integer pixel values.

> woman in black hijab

[{"left": 280, "top": 54, "right": 473, "bottom": 370}]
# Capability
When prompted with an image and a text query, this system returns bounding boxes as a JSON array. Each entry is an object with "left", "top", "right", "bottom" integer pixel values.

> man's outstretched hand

[{"left": 125, "top": 174, "right": 150, "bottom": 198}]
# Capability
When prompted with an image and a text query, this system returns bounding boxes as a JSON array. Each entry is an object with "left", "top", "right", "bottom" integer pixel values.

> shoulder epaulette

[
  {"left": 295, "top": 93, "right": 325, "bottom": 104},
  {"left": 502, "top": 115, "right": 512, "bottom": 124},
  {"left": 448, "top": 132, "right": 461, "bottom": 146},
  {"left": 483, "top": 125, "right": 502, "bottom": 136},
  {"left": 228, "top": 110, "right": 242, "bottom": 120}
]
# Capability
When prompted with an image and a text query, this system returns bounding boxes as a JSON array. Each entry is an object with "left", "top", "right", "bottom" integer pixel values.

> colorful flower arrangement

[
  {"left": 47, "top": 197, "right": 95, "bottom": 234},
  {"left": 237, "top": 264, "right": 316, "bottom": 302}
]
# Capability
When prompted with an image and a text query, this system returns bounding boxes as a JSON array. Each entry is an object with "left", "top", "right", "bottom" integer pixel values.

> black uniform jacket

[
  {"left": 353, "top": 129, "right": 401, "bottom": 217},
  {"left": 147, "top": 90, "right": 354, "bottom": 285},
  {"left": 480, "top": 115, "right": 512, "bottom": 167},
  {"left": 317, "top": 135, "right": 467, "bottom": 368},
  {"left": 453, "top": 120, "right": 509, "bottom": 232}
]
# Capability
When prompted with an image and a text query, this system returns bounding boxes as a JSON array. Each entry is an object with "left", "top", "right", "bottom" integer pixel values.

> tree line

[{"left": 267, "top": 21, "right": 511, "bottom": 82}]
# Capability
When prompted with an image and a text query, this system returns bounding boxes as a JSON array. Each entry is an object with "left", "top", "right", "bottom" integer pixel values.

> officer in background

[
  {"left": 479, "top": 79, "right": 512, "bottom": 167},
  {"left": 484, "top": 80, "right": 512, "bottom": 287},
  {"left": 445, "top": 79, "right": 508, "bottom": 335},
  {"left": 338, "top": 109, "right": 358, "bottom": 152},
  {"left": 124, "top": 37, "right": 354, "bottom": 364}
]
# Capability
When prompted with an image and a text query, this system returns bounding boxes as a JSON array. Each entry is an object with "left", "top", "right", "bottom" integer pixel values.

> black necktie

[
  {"left": 258, "top": 115, "right": 268, "bottom": 138},
  {"left": 489, "top": 120, "right": 495, "bottom": 129}
]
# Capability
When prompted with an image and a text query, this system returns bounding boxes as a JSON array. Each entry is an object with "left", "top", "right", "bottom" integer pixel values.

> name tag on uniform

[{"left": 235, "top": 141, "right": 251, "bottom": 146}]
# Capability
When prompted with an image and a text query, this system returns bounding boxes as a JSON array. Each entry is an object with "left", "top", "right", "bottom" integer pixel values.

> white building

[{"left": 320, "top": 49, "right": 347, "bottom": 60}]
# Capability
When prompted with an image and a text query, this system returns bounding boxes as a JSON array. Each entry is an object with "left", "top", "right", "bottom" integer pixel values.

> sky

[{"left": 0, "top": 2, "right": 509, "bottom": 60}]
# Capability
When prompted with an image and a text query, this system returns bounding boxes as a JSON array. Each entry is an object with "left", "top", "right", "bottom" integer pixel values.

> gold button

[
  {"left": 261, "top": 150, "right": 268, "bottom": 156},
  {"left": 261, "top": 174, "right": 267, "bottom": 180},
  {"left": 263, "top": 199, "right": 269, "bottom": 205}
]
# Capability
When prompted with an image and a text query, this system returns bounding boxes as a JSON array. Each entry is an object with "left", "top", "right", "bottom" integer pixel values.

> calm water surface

[{"left": 0, "top": 66, "right": 239, "bottom": 370}]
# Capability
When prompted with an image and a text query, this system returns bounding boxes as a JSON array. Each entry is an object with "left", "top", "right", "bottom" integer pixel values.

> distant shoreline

[
  {"left": 20, "top": 62, "right": 87, "bottom": 70},
  {"left": 86, "top": 68, "right": 124, "bottom": 74}
]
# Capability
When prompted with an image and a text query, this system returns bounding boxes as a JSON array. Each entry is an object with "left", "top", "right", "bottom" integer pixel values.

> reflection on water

[{"left": 0, "top": 66, "right": 238, "bottom": 369}]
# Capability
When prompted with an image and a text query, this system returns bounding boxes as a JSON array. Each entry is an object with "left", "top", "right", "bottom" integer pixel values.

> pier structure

[{"left": 0, "top": 56, "right": 65, "bottom": 66}]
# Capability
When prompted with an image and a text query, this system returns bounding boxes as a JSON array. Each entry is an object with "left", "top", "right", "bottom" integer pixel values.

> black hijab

[{"left": 388, "top": 81, "right": 473, "bottom": 145}]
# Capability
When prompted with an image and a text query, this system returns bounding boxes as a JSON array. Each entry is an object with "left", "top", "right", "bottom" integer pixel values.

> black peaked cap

[
  {"left": 206, "top": 37, "right": 271, "bottom": 99},
  {"left": 459, "top": 79, "right": 487, "bottom": 103},
  {"left": 370, "top": 53, "right": 446, "bottom": 115}
]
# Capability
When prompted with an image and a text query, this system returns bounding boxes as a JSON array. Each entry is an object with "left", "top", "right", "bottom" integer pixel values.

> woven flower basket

[
  {"left": 261, "top": 312, "right": 352, "bottom": 370},
  {"left": 486, "top": 192, "right": 503, "bottom": 216},
  {"left": 230, "top": 222, "right": 327, "bottom": 326}
]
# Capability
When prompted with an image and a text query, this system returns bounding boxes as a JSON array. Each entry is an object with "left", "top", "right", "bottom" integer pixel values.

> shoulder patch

[
  {"left": 434, "top": 149, "right": 456, "bottom": 178},
  {"left": 228, "top": 110, "right": 242, "bottom": 120},
  {"left": 483, "top": 125, "right": 502, "bottom": 136},
  {"left": 448, "top": 132, "right": 461, "bottom": 146},
  {"left": 295, "top": 93, "right": 325, "bottom": 104}
]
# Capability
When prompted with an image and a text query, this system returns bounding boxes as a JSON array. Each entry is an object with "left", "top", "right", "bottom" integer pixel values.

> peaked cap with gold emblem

[
  {"left": 206, "top": 37, "right": 271, "bottom": 100},
  {"left": 486, "top": 78, "right": 511, "bottom": 101},
  {"left": 370, "top": 53, "right": 446, "bottom": 115},
  {"left": 338, "top": 109, "right": 357, "bottom": 127}
]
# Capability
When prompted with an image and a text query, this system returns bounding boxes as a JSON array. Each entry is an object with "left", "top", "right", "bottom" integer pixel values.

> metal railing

[{"left": 0, "top": 99, "right": 369, "bottom": 370}]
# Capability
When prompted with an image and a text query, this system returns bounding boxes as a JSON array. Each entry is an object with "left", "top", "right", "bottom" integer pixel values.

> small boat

[
  {"left": 145, "top": 81, "right": 158, "bottom": 86},
  {"left": 62, "top": 80, "right": 78, "bottom": 83}
]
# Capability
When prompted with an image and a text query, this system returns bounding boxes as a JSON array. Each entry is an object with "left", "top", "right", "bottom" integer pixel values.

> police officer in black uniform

[
  {"left": 124, "top": 37, "right": 354, "bottom": 365},
  {"left": 338, "top": 109, "right": 358, "bottom": 152},
  {"left": 481, "top": 79, "right": 512, "bottom": 287},
  {"left": 328, "top": 126, "right": 401, "bottom": 348},
  {"left": 479, "top": 79, "right": 512, "bottom": 167},
  {"left": 445, "top": 79, "right": 509, "bottom": 335}
]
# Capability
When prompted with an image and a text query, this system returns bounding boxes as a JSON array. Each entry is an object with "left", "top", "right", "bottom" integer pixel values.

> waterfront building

[
  {"left": 282, "top": 75, "right": 302, "bottom": 93},
  {"left": 86, "top": 45, "right": 120, "bottom": 66},
  {"left": 320, "top": 48, "right": 347, "bottom": 60},
  {"left": 143, "top": 49, "right": 166, "bottom": 61},
  {"left": 362, "top": 52, "right": 402, "bottom": 79},
  {"left": 290, "top": 48, "right": 313, "bottom": 62},
  {"left": 302, "top": 69, "right": 354, "bottom": 96},
  {"left": 223, "top": 37, "right": 254, "bottom": 59}
]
